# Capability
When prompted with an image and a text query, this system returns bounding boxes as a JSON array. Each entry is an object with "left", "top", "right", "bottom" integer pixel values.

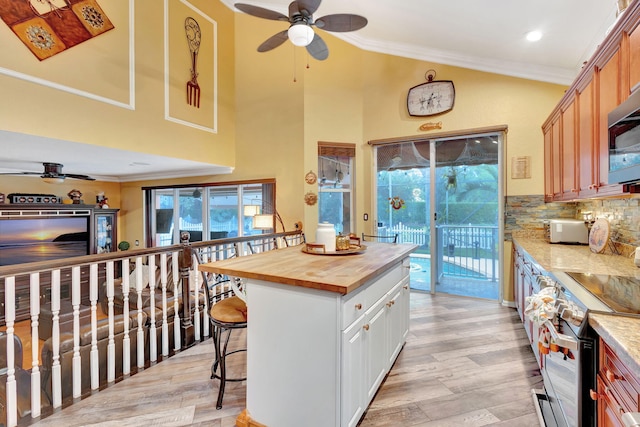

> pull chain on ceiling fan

[{"left": 234, "top": 0, "right": 367, "bottom": 60}]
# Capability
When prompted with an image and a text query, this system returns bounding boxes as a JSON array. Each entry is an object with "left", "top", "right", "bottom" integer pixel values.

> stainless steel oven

[
  {"left": 537, "top": 318, "right": 596, "bottom": 427},
  {"left": 530, "top": 272, "right": 611, "bottom": 427}
]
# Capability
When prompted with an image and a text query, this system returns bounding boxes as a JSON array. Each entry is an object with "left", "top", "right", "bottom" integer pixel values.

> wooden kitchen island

[{"left": 199, "top": 242, "right": 417, "bottom": 427}]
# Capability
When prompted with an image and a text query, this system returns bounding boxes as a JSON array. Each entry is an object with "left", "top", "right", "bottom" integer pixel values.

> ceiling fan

[
  {"left": 0, "top": 162, "right": 96, "bottom": 183},
  {"left": 235, "top": 0, "right": 367, "bottom": 60}
]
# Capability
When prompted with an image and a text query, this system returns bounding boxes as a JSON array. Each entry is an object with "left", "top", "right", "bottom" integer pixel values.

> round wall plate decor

[
  {"left": 305, "top": 170, "right": 317, "bottom": 184},
  {"left": 589, "top": 218, "right": 610, "bottom": 253},
  {"left": 304, "top": 192, "right": 318, "bottom": 206}
]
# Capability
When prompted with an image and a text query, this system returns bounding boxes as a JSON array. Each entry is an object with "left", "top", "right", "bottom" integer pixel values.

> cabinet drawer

[
  {"left": 601, "top": 339, "right": 640, "bottom": 412},
  {"left": 342, "top": 288, "right": 367, "bottom": 329},
  {"left": 341, "top": 261, "right": 403, "bottom": 330}
]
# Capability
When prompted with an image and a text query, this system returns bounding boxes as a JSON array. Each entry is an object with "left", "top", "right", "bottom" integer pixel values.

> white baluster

[
  {"left": 5, "top": 276, "right": 17, "bottom": 427},
  {"left": 51, "top": 269, "right": 62, "bottom": 408},
  {"left": 192, "top": 253, "right": 201, "bottom": 342},
  {"left": 105, "top": 261, "right": 115, "bottom": 383},
  {"left": 201, "top": 250, "right": 210, "bottom": 338},
  {"left": 29, "top": 273, "right": 41, "bottom": 418},
  {"left": 172, "top": 253, "right": 181, "bottom": 351},
  {"left": 89, "top": 263, "right": 99, "bottom": 391},
  {"left": 71, "top": 266, "right": 82, "bottom": 398},
  {"left": 148, "top": 256, "right": 157, "bottom": 363},
  {"left": 135, "top": 257, "right": 145, "bottom": 369},
  {"left": 160, "top": 253, "right": 169, "bottom": 357},
  {"left": 121, "top": 259, "right": 131, "bottom": 376}
]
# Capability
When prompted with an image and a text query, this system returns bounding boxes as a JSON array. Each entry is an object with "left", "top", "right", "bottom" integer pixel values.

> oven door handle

[{"left": 543, "top": 320, "right": 578, "bottom": 351}]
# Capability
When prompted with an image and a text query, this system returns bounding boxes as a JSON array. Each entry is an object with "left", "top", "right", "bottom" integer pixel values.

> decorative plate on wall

[
  {"left": 304, "top": 192, "right": 317, "bottom": 206},
  {"left": 589, "top": 218, "right": 610, "bottom": 253},
  {"left": 305, "top": 170, "right": 317, "bottom": 184}
]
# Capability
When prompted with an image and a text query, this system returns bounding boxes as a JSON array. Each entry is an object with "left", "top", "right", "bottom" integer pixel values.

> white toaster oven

[{"left": 545, "top": 219, "right": 589, "bottom": 244}]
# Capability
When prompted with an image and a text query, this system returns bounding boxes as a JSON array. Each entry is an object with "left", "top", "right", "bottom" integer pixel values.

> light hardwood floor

[{"left": 26, "top": 292, "right": 542, "bottom": 426}]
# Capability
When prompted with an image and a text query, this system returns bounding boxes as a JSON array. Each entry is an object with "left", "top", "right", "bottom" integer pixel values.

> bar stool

[{"left": 209, "top": 279, "right": 247, "bottom": 409}]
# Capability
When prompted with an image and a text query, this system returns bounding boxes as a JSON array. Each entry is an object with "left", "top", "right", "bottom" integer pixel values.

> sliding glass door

[{"left": 374, "top": 132, "right": 503, "bottom": 301}]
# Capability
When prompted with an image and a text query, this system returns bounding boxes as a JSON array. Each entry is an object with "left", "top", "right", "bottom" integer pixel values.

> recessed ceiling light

[{"left": 526, "top": 31, "right": 542, "bottom": 42}]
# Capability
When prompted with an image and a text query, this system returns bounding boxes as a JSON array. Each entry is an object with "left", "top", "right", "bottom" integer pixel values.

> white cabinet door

[
  {"left": 341, "top": 316, "right": 365, "bottom": 427},
  {"left": 386, "top": 282, "right": 404, "bottom": 365},
  {"left": 400, "top": 276, "right": 410, "bottom": 343},
  {"left": 365, "top": 296, "right": 387, "bottom": 402},
  {"left": 387, "top": 275, "right": 410, "bottom": 365}
]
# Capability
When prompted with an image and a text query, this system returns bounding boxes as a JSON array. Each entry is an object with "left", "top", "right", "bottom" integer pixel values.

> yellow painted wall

[
  {"left": 0, "top": 0, "right": 569, "bottom": 280},
  {"left": 0, "top": 0, "right": 236, "bottom": 166}
]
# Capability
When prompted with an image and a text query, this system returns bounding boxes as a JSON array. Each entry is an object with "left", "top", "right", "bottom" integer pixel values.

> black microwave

[{"left": 609, "top": 89, "right": 640, "bottom": 184}]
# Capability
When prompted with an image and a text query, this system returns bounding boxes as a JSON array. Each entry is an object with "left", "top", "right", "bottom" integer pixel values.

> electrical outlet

[{"left": 135, "top": 240, "right": 139, "bottom": 246}]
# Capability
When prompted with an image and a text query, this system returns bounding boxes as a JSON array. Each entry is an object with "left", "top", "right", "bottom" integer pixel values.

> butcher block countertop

[{"left": 199, "top": 242, "right": 418, "bottom": 295}]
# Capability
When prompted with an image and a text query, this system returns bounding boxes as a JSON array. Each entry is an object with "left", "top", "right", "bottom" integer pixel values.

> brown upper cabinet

[
  {"left": 561, "top": 100, "right": 578, "bottom": 199},
  {"left": 577, "top": 81, "right": 597, "bottom": 197},
  {"left": 543, "top": 3, "right": 640, "bottom": 200},
  {"left": 630, "top": 22, "right": 640, "bottom": 93}
]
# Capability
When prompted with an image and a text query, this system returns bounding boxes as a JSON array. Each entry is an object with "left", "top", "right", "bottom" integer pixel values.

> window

[
  {"left": 318, "top": 142, "right": 355, "bottom": 235},
  {"left": 144, "top": 181, "right": 275, "bottom": 247}
]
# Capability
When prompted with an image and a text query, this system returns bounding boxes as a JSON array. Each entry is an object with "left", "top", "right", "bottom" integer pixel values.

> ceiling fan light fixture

[
  {"left": 42, "top": 176, "right": 65, "bottom": 184},
  {"left": 288, "top": 23, "right": 314, "bottom": 46}
]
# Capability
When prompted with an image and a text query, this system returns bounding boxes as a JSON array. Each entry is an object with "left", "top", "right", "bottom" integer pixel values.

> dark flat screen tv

[{"left": 0, "top": 216, "right": 90, "bottom": 266}]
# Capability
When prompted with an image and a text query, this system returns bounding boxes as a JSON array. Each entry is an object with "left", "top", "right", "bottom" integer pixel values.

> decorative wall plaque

[{"left": 304, "top": 192, "right": 317, "bottom": 206}]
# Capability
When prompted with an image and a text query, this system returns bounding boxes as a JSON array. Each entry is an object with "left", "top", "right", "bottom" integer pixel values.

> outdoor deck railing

[
  {"left": 385, "top": 223, "right": 499, "bottom": 281},
  {"left": 0, "top": 230, "right": 304, "bottom": 427}
]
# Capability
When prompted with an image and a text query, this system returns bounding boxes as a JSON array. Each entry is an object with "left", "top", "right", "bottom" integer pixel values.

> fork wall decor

[{"left": 184, "top": 16, "right": 201, "bottom": 108}]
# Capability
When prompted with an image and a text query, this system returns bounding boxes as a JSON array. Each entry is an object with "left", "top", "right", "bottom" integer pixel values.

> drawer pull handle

[
  {"left": 386, "top": 300, "right": 395, "bottom": 308},
  {"left": 589, "top": 389, "right": 601, "bottom": 401},
  {"left": 363, "top": 324, "right": 370, "bottom": 331},
  {"left": 606, "top": 370, "right": 622, "bottom": 382},
  {"left": 355, "top": 303, "right": 362, "bottom": 310}
]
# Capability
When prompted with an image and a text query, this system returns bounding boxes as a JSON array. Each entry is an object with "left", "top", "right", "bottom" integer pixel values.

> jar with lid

[
  {"left": 316, "top": 222, "right": 336, "bottom": 252},
  {"left": 336, "top": 234, "right": 350, "bottom": 251}
]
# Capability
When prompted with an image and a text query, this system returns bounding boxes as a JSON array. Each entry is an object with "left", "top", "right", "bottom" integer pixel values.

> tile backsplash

[{"left": 505, "top": 195, "right": 640, "bottom": 256}]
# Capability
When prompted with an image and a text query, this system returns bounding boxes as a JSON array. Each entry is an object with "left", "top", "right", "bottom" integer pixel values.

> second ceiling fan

[{"left": 235, "top": 0, "right": 367, "bottom": 60}]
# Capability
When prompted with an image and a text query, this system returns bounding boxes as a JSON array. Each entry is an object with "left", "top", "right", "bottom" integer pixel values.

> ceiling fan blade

[
  {"left": 296, "top": 0, "right": 321, "bottom": 17},
  {"left": 0, "top": 171, "right": 41, "bottom": 176},
  {"left": 258, "top": 30, "right": 289, "bottom": 52},
  {"left": 315, "top": 14, "right": 368, "bottom": 32},
  {"left": 64, "top": 173, "right": 96, "bottom": 181},
  {"left": 234, "top": 3, "right": 289, "bottom": 21},
  {"left": 306, "top": 33, "right": 328, "bottom": 60}
]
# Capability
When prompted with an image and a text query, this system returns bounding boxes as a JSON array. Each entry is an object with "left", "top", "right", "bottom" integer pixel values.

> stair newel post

[{"left": 179, "top": 232, "right": 195, "bottom": 348}]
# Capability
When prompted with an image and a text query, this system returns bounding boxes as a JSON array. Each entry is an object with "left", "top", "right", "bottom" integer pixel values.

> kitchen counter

[
  {"left": 512, "top": 237, "right": 640, "bottom": 278},
  {"left": 513, "top": 238, "right": 640, "bottom": 383},
  {"left": 589, "top": 313, "right": 640, "bottom": 376},
  {"left": 199, "top": 241, "right": 418, "bottom": 294},
  {"left": 199, "top": 242, "right": 417, "bottom": 427}
]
